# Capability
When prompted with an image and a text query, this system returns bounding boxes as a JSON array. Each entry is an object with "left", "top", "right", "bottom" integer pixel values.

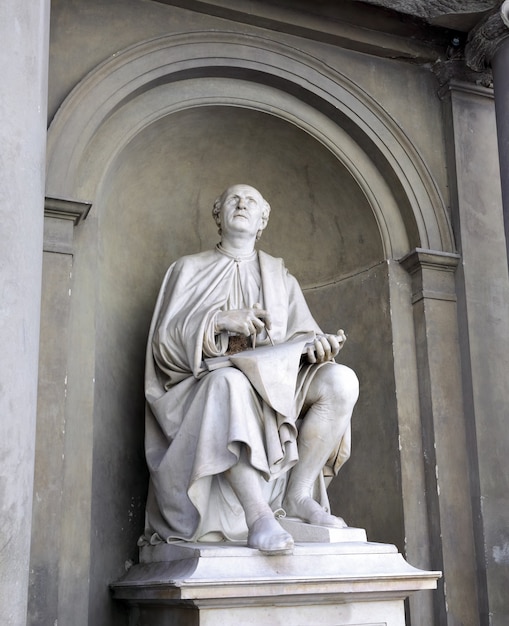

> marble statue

[{"left": 141, "top": 184, "right": 359, "bottom": 555}]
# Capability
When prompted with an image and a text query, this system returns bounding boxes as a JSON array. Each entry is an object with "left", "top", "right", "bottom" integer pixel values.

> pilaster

[
  {"left": 28, "top": 198, "right": 91, "bottom": 626},
  {"left": 440, "top": 73, "right": 509, "bottom": 625},
  {"left": 400, "top": 249, "right": 479, "bottom": 626}
]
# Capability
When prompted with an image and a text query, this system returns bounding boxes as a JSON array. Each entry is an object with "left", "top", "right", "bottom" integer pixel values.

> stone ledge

[{"left": 112, "top": 540, "right": 440, "bottom": 602}]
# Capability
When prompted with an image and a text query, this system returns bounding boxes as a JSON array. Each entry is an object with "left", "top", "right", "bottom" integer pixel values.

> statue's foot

[
  {"left": 283, "top": 496, "right": 348, "bottom": 529},
  {"left": 247, "top": 515, "right": 294, "bottom": 555}
]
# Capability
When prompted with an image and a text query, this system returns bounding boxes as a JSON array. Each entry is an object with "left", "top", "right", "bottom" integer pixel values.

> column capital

[
  {"left": 465, "top": 1, "right": 509, "bottom": 71},
  {"left": 399, "top": 248, "right": 460, "bottom": 275},
  {"left": 399, "top": 248, "right": 460, "bottom": 305},
  {"left": 44, "top": 196, "right": 91, "bottom": 254},
  {"left": 44, "top": 196, "right": 92, "bottom": 225}
]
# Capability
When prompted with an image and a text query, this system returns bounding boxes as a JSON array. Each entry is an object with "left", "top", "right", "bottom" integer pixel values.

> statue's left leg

[{"left": 282, "top": 362, "right": 359, "bottom": 527}]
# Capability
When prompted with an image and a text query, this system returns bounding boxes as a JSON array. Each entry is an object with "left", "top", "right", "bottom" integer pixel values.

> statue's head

[{"left": 213, "top": 184, "right": 271, "bottom": 241}]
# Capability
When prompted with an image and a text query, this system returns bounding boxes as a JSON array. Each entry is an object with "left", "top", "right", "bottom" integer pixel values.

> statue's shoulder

[
  {"left": 171, "top": 249, "right": 218, "bottom": 272},
  {"left": 258, "top": 249, "right": 291, "bottom": 276}
]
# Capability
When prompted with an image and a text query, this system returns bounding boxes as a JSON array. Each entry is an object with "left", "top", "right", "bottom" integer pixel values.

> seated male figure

[{"left": 142, "top": 184, "right": 359, "bottom": 554}]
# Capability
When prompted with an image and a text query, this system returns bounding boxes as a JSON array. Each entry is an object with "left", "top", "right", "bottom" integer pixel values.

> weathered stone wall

[{"left": 31, "top": 1, "right": 509, "bottom": 625}]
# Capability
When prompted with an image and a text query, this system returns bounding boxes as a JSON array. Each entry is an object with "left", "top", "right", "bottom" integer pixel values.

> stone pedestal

[{"left": 112, "top": 530, "right": 440, "bottom": 626}]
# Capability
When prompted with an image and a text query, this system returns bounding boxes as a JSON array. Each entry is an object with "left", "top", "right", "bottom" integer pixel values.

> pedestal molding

[{"left": 112, "top": 541, "right": 441, "bottom": 622}]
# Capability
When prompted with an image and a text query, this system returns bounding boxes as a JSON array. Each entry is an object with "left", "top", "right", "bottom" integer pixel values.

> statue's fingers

[
  {"left": 327, "top": 334, "right": 340, "bottom": 356},
  {"left": 314, "top": 338, "right": 325, "bottom": 362},
  {"left": 251, "top": 303, "right": 272, "bottom": 331},
  {"left": 336, "top": 329, "right": 347, "bottom": 343},
  {"left": 241, "top": 316, "right": 257, "bottom": 335},
  {"left": 306, "top": 345, "right": 317, "bottom": 364},
  {"left": 251, "top": 317, "right": 266, "bottom": 333},
  {"left": 318, "top": 335, "right": 331, "bottom": 361}
]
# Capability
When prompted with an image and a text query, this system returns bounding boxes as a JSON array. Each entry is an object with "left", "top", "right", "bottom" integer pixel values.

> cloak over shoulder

[{"left": 141, "top": 248, "right": 351, "bottom": 544}]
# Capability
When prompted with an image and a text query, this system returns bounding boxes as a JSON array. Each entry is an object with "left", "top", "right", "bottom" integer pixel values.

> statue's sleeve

[
  {"left": 150, "top": 255, "right": 232, "bottom": 386},
  {"left": 202, "top": 310, "right": 229, "bottom": 358}
]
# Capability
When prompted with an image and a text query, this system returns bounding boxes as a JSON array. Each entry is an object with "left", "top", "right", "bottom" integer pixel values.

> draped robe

[{"left": 141, "top": 246, "right": 351, "bottom": 544}]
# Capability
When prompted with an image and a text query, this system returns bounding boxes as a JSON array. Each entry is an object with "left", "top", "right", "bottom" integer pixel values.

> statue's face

[{"left": 219, "top": 184, "right": 266, "bottom": 240}]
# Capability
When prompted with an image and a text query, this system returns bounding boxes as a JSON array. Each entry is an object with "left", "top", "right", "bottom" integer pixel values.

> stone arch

[
  {"left": 42, "top": 30, "right": 453, "bottom": 596},
  {"left": 46, "top": 30, "right": 454, "bottom": 258}
]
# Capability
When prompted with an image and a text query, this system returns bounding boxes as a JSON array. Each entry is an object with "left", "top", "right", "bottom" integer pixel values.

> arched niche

[
  {"left": 46, "top": 31, "right": 453, "bottom": 256},
  {"left": 42, "top": 31, "right": 454, "bottom": 601}
]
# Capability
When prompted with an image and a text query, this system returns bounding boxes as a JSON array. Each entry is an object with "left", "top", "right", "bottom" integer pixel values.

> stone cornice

[
  {"left": 153, "top": 0, "right": 508, "bottom": 86},
  {"left": 465, "top": 0, "right": 509, "bottom": 70},
  {"left": 437, "top": 78, "right": 494, "bottom": 101},
  {"left": 150, "top": 0, "right": 451, "bottom": 63},
  {"left": 44, "top": 196, "right": 92, "bottom": 225},
  {"left": 399, "top": 248, "right": 460, "bottom": 304},
  {"left": 400, "top": 248, "right": 460, "bottom": 275},
  {"left": 43, "top": 197, "right": 92, "bottom": 254}
]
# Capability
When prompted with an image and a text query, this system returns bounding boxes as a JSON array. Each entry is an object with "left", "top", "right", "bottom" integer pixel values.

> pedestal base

[{"left": 112, "top": 534, "right": 440, "bottom": 626}]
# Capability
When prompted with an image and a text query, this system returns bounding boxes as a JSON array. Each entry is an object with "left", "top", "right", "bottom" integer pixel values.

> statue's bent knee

[{"left": 310, "top": 362, "right": 359, "bottom": 409}]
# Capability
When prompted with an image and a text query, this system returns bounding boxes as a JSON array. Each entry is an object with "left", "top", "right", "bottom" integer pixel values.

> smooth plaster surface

[{"left": 0, "top": 1, "right": 50, "bottom": 625}]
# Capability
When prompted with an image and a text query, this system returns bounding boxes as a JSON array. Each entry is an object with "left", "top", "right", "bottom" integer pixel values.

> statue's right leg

[{"left": 225, "top": 447, "right": 294, "bottom": 555}]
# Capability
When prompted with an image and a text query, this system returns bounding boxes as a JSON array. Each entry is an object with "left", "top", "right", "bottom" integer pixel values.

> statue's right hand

[{"left": 215, "top": 307, "right": 271, "bottom": 337}]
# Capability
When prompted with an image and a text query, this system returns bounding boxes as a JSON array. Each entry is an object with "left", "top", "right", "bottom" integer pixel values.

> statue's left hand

[{"left": 306, "top": 329, "right": 347, "bottom": 364}]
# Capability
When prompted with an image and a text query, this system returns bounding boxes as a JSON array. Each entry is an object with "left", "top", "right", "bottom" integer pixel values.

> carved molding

[
  {"left": 150, "top": 0, "right": 449, "bottom": 63},
  {"left": 43, "top": 197, "right": 92, "bottom": 254},
  {"left": 400, "top": 248, "right": 461, "bottom": 273},
  {"left": 46, "top": 31, "right": 454, "bottom": 257},
  {"left": 437, "top": 78, "right": 494, "bottom": 101},
  {"left": 399, "top": 248, "right": 460, "bottom": 304},
  {"left": 44, "top": 197, "right": 92, "bottom": 224},
  {"left": 465, "top": 0, "right": 509, "bottom": 70}
]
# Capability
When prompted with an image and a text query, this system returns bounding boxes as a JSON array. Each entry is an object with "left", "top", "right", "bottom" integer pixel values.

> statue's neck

[
  {"left": 216, "top": 242, "right": 257, "bottom": 262},
  {"left": 219, "top": 235, "right": 256, "bottom": 258}
]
